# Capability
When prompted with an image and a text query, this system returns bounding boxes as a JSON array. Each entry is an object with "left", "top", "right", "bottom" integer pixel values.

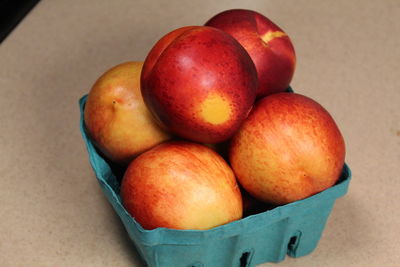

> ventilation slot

[
  {"left": 287, "top": 231, "right": 302, "bottom": 257},
  {"left": 240, "top": 250, "right": 254, "bottom": 267}
]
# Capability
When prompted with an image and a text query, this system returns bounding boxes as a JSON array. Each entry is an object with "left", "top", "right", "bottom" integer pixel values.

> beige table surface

[{"left": 1, "top": 0, "right": 399, "bottom": 266}]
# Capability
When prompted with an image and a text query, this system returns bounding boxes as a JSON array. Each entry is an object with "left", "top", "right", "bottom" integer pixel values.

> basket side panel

[
  {"left": 147, "top": 236, "right": 241, "bottom": 267},
  {"left": 244, "top": 217, "right": 290, "bottom": 265},
  {"left": 286, "top": 200, "right": 335, "bottom": 257}
]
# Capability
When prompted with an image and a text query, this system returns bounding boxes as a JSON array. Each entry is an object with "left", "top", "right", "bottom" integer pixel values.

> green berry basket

[{"left": 78, "top": 91, "right": 351, "bottom": 267}]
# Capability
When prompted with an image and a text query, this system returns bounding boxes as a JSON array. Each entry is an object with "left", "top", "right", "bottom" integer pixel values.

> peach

[
  {"left": 121, "top": 141, "right": 243, "bottom": 230},
  {"left": 84, "top": 62, "right": 170, "bottom": 165},
  {"left": 229, "top": 93, "right": 345, "bottom": 205},
  {"left": 141, "top": 26, "right": 257, "bottom": 143},
  {"left": 206, "top": 9, "right": 296, "bottom": 97}
]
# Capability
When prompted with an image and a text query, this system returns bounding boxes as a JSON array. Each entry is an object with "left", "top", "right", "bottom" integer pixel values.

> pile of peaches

[{"left": 84, "top": 9, "right": 345, "bottom": 230}]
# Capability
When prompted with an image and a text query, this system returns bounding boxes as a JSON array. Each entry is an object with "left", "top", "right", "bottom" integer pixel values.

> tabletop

[{"left": 1, "top": 0, "right": 399, "bottom": 266}]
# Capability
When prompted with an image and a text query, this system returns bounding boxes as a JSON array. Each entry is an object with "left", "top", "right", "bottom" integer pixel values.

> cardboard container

[{"left": 79, "top": 95, "right": 351, "bottom": 267}]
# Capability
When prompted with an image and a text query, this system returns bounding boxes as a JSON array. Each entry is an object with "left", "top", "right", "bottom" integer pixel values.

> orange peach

[
  {"left": 84, "top": 62, "right": 170, "bottom": 165},
  {"left": 229, "top": 93, "right": 345, "bottom": 205},
  {"left": 121, "top": 141, "right": 243, "bottom": 230}
]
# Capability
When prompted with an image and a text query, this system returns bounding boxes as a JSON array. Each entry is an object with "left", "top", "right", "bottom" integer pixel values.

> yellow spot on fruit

[
  {"left": 261, "top": 31, "right": 286, "bottom": 44},
  {"left": 200, "top": 94, "right": 231, "bottom": 125}
]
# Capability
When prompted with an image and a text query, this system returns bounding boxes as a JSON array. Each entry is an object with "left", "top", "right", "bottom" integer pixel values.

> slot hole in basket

[
  {"left": 288, "top": 236, "right": 297, "bottom": 247},
  {"left": 188, "top": 263, "right": 203, "bottom": 267},
  {"left": 287, "top": 230, "right": 302, "bottom": 257},
  {"left": 240, "top": 250, "right": 253, "bottom": 267}
]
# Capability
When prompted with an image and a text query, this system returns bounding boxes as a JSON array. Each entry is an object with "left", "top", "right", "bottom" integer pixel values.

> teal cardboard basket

[{"left": 79, "top": 94, "right": 351, "bottom": 267}]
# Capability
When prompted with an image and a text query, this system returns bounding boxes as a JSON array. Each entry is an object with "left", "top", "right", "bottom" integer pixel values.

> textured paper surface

[{"left": 0, "top": 0, "right": 399, "bottom": 266}]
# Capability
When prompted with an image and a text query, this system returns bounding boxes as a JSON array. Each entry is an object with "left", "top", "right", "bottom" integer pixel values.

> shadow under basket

[{"left": 79, "top": 94, "right": 351, "bottom": 267}]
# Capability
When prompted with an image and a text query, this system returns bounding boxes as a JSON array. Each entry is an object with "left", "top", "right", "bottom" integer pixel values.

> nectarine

[
  {"left": 84, "top": 62, "right": 170, "bottom": 165},
  {"left": 121, "top": 141, "right": 243, "bottom": 230},
  {"left": 206, "top": 9, "right": 296, "bottom": 97},
  {"left": 229, "top": 93, "right": 345, "bottom": 205},
  {"left": 141, "top": 26, "right": 258, "bottom": 143}
]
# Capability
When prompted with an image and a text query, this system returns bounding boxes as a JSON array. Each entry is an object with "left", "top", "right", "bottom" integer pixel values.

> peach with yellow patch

[
  {"left": 121, "top": 141, "right": 243, "bottom": 230},
  {"left": 206, "top": 9, "right": 296, "bottom": 97},
  {"left": 84, "top": 62, "right": 170, "bottom": 165},
  {"left": 229, "top": 93, "right": 345, "bottom": 205},
  {"left": 141, "top": 26, "right": 257, "bottom": 144}
]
